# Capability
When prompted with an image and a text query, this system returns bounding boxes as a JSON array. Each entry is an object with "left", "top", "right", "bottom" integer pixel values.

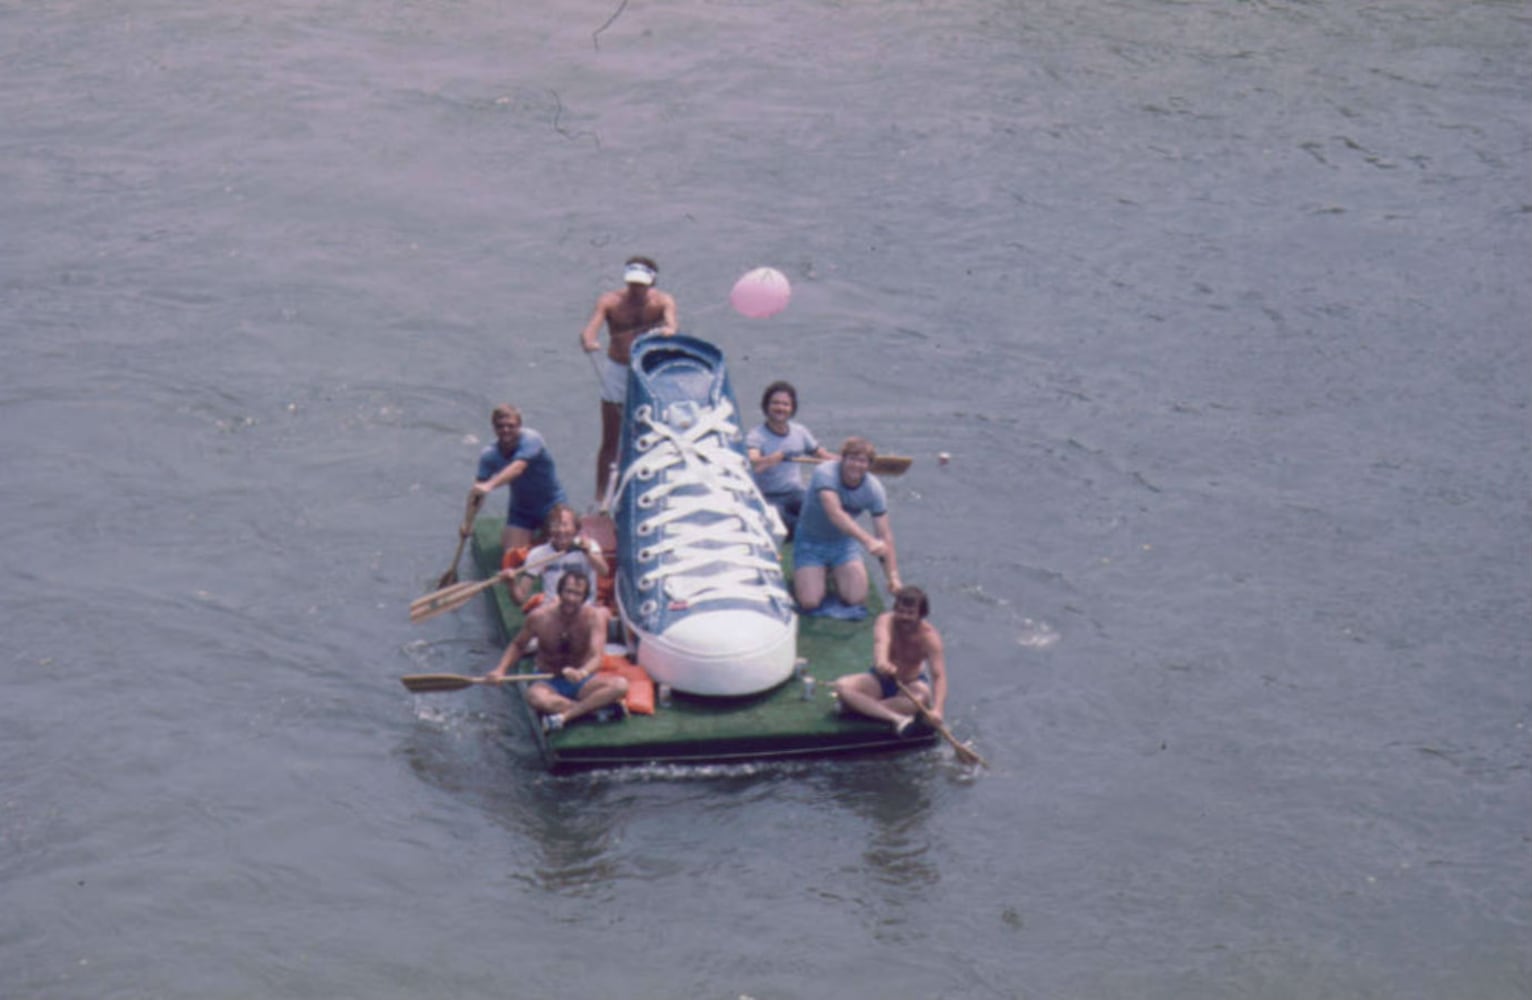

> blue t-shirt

[
  {"left": 746, "top": 421, "right": 822, "bottom": 496},
  {"left": 795, "top": 460, "right": 888, "bottom": 545},
  {"left": 476, "top": 428, "right": 567, "bottom": 521}
]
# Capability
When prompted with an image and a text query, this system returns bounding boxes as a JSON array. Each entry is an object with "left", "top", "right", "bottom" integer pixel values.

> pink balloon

[{"left": 730, "top": 267, "right": 792, "bottom": 319}]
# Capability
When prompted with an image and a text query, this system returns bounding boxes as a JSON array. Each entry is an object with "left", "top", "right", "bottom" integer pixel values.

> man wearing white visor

[{"left": 579, "top": 255, "right": 678, "bottom": 507}]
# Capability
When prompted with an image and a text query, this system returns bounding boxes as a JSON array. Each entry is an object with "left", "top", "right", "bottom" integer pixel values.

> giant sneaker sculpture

[{"left": 613, "top": 334, "right": 797, "bottom": 696}]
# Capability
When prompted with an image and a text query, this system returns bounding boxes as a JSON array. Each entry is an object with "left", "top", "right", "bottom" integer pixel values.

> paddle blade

[
  {"left": 435, "top": 530, "right": 472, "bottom": 589},
  {"left": 407, "top": 588, "right": 471, "bottom": 618},
  {"left": 409, "top": 576, "right": 498, "bottom": 623},
  {"left": 401, "top": 674, "right": 481, "bottom": 693},
  {"left": 898, "top": 680, "right": 986, "bottom": 768},
  {"left": 950, "top": 738, "right": 988, "bottom": 768}
]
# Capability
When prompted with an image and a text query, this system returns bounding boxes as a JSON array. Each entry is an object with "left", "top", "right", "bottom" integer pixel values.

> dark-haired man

[
  {"left": 831, "top": 585, "right": 947, "bottom": 736},
  {"left": 486, "top": 571, "right": 627, "bottom": 733},
  {"left": 745, "top": 380, "right": 835, "bottom": 539}
]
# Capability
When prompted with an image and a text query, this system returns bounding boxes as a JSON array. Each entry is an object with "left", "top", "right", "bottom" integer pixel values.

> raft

[{"left": 469, "top": 517, "right": 937, "bottom": 771}]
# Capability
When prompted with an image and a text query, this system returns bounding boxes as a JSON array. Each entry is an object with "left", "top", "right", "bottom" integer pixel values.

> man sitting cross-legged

[
  {"left": 831, "top": 585, "right": 948, "bottom": 737},
  {"left": 485, "top": 570, "right": 628, "bottom": 733}
]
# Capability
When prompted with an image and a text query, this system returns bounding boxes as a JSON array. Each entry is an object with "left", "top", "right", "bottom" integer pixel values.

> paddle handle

[
  {"left": 460, "top": 490, "right": 484, "bottom": 533},
  {"left": 401, "top": 672, "right": 554, "bottom": 693},
  {"left": 791, "top": 455, "right": 911, "bottom": 475},
  {"left": 507, "top": 546, "right": 577, "bottom": 581}
]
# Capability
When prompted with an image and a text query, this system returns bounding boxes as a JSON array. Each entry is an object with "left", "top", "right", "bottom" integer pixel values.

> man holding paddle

[
  {"left": 467, "top": 403, "right": 569, "bottom": 554},
  {"left": 505, "top": 503, "right": 609, "bottom": 608},
  {"left": 579, "top": 255, "right": 678, "bottom": 506},
  {"left": 832, "top": 585, "right": 947, "bottom": 737},
  {"left": 792, "top": 437, "right": 901, "bottom": 613},
  {"left": 485, "top": 571, "right": 628, "bottom": 733},
  {"left": 746, "top": 380, "right": 835, "bottom": 540}
]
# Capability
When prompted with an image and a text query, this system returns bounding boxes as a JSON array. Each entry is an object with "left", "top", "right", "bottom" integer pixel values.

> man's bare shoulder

[{"left": 524, "top": 604, "right": 562, "bottom": 631}]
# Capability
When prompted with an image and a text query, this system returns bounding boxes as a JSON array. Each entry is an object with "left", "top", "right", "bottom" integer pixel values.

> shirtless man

[
  {"left": 832, "top": 586, "right": 947, "bottom": 736},
  {"left": 485, "top": 571, "right": 628, "bottom": 733},
  {"left": 578, "top": 256, "right": 679, "bottom": 505}
]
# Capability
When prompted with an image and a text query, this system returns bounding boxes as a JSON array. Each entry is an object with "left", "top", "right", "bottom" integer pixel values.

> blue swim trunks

[
  {"left": 792, "top": 532, "right": 860, "bottom": 571},
  {"left": 870, "top": 668, "right": 930, "bottom": 700},
  {"left": 542, "top": 674, "right": 591, "bottom": 700}
]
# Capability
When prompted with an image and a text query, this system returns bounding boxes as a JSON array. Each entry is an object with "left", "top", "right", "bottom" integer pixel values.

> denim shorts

[
  {"left": 508, "top": 493, "right": 566, "bottom": 532},
  {"left": 508, "top": 504, "right": 548, "bottom": 532},
  {"left": 792, "top": 532, "right": 860, "bottom": 570}
]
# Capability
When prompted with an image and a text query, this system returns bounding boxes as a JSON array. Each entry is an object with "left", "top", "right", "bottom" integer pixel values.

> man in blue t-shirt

[
  {"left": 463, "top": 404, "right": 569, "bottom": 553},
  {"left": 745, "top": 380, "right": 835, "bottom": 540},
  {"left": 792, "top": 437, "right": 902, "bottom": 612}
]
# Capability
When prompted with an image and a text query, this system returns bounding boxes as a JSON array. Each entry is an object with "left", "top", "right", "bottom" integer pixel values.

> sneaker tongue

[{"left": 664, "top": 401, "right": 700, "bottom": 430}]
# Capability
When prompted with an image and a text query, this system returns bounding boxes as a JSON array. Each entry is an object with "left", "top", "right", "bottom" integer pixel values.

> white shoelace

[{"left": 617, "top": 398, "right": 791, "bottom": 613}]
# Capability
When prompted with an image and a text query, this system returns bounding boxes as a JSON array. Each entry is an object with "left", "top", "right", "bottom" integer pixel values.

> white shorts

[{"left": 598, "top": 355, "right": 628, "bottom": 404}]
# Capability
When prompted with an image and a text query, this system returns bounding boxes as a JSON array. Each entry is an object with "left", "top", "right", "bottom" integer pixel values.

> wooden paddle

[
  {"left": 897, "top": 680, "right": 987, "bottom": 768},
  {"left": 401, "top": 672, "right": 554, "bottom": 693},
  {"left": 436, "top": 496, "right": 482, "bottom": 589},
  {"left": 410, "top": 574, "right": 502, "bottom": 623},
  {"left": 792, "top": 455, "right": 912, "bottom": 476},
  {"left": 409, "top": 548, "right": 572, "bottom": 624}
]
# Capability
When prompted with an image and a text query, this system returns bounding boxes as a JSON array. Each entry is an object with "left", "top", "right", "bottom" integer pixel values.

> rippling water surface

[{"left": 3, "top": 1, "right": 1528, "bottom": 997}]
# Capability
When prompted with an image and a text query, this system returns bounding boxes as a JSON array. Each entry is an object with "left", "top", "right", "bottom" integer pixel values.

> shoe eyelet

[
  {"left": 637, "top": 492, "right": 654, "bottom": 509},
  {"left": 637, "top": 466, "right": 655, "bottom": 481},
  {"left": 637, "top": 548, "right": 653, "bottom": 562},
  {"left": 639, "top": 575, "right": 655, "bottom": 590},
  {"left": 637, "top": 523, "right": 652, "bottom": 536},
  {"left": 640, "top": 600, "right": 658, "bottom": 616},
  {"left": 637, "top": 433, "right": 658, "bottom": 450},
  {"left": 634, "top": 405, "right": 652, "bottom": 422}
]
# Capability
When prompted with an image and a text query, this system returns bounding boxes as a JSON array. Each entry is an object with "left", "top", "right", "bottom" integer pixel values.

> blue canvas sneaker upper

[{"left": 614, "top": 335, "right": 795, "bottom": 653}]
